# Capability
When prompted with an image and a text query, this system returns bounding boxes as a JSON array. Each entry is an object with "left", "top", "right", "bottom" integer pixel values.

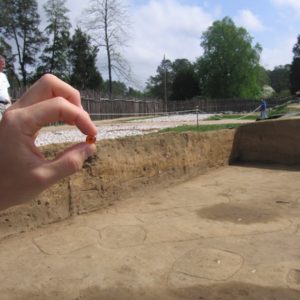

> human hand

[{"left": 0, "top": 74, "right": 97, "bottom": 210}]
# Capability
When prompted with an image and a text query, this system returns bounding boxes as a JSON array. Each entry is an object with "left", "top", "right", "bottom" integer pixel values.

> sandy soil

[{"left": 0, "top": 164, "right": 300, "bottom": 299}]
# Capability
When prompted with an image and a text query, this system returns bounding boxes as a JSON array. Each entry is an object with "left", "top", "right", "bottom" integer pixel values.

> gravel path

[{"left": 36, "top": 113, "right": 252, "bottom": 146}]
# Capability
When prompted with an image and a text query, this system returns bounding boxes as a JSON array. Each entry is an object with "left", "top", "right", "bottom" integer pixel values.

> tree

[
  {"left": 269, "top": 64, "right": 290, "bottom": 95},
  {"left": 145, "top": 57, "right": 173, "bottom": 100},
  {"left": 290, "top": 36, "right": 300, "bottom": 95},
  {"left": 82, "top": 0, "right": 131, "bottom": 99},
  {"left": 0, "top": 0, "right": 45, "bottom": 85},
  {"left": 146, "top": 57, "right": 200, "bottom": 102},
  {"left": 127, "top": 87, "right": 144, "bottom": 98},
  {"left": 69, "top": 28, "right": 102, "bottom": 90},
  {"left": 170, "top": 59, "right": 200, "bottom": 100},
  {"left": 102, "top": 80, "right": 127, "bottom": 96},
  {"left": 196, "top": 17, "right": 262, "bottom": 99},
  {"left": 37, "top": 0, "right": 71, "bottom": 80}
]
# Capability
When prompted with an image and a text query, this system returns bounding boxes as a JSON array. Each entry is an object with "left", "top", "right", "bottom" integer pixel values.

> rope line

[
  {"left": 236, "top": 105, "right": 261, "bottom": 119},
  {"left": 89, "top": 109, "right": 197, "bottom": 116}
]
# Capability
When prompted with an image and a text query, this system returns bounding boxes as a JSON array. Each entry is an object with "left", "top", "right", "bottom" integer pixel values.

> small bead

[{"left": 86, "top": 135, "right": 96, "bottom": 144}]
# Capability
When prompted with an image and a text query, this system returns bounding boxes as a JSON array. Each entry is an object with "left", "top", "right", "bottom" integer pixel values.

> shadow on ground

[{"left": 9, "top": 282, "right": 300, "bottom": 300}]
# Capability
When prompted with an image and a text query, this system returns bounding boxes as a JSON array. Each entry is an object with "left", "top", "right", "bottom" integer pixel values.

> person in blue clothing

[{"left": 260, "top": 99, "right": 268, "bottom": 119}]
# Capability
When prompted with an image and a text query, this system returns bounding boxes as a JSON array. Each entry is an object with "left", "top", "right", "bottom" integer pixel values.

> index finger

[
  {"left": 19, "top": 97, "right": 97, "bottom": 137},
  {"left": 13, "top": 74, "right": 82, "bottom": 109}
]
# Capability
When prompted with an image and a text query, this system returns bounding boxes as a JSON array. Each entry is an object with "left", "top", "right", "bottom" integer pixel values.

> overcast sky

[{"left": 38, "top": 0, "right": 300, "bottom": 89}]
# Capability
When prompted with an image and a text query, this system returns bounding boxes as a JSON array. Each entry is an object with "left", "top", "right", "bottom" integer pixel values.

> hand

[{"left": 0, "top": 74, "right": 97, "bottom": 210}]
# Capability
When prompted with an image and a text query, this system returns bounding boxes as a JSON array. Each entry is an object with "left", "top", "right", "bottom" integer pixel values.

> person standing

[
  {"left": 260, "top": 99, "right": 268, "bottom": 120},
  {"left": 0, "top": 55, "right": 11, "bottom": 119}
]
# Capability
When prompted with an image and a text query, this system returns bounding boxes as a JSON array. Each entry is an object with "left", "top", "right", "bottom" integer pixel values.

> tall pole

[{"left": 163, "top": 55, "right": 168, "bottom": 113}]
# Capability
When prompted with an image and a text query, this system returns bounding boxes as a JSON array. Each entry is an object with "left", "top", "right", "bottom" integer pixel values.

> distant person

[
  {"left": 260, "top": 99, "right": 268, "bottom": 119},
  {"left": 0, "top": 55, "right": 11, "bottom": 119}
]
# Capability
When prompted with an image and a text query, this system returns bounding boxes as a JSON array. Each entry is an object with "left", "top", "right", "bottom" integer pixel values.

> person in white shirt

[{"left": 0, "top": 55, "right": 11, "bottom": 119}]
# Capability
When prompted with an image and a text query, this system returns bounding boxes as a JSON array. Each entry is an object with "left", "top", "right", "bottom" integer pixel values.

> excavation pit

[{"left": 1, "top": 118, "right": 300, "bottom": 299}]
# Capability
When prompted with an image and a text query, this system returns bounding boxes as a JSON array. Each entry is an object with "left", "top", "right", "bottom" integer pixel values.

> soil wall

[
  {"left": 0, "top": 130, "right": 235, "bottom": 239},
  {"left": 231, "top": 118, "right": 300, "bottom": 165}
]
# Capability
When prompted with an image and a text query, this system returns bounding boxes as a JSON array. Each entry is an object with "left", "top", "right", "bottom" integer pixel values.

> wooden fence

[
  {"left": 10, "top": 87, "right": 293, "bottom": 120},
  {"left": 166, "top": 97, "right": 293, "bottom": 114},
  {"left": 81, "top": 97, "right": 162, "bottom": 120}
]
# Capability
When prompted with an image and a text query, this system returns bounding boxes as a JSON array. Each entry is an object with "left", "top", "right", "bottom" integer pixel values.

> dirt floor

[
  {"left": 0, "top": 164, "right": 300, "bottom": 299},
  {"left": 1, "top": 118, "right": 300, "bottom": 299}
]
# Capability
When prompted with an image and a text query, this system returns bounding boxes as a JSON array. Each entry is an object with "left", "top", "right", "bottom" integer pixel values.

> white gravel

[{"left": 36, "top": 113, "right": 213, "bottom": 146}]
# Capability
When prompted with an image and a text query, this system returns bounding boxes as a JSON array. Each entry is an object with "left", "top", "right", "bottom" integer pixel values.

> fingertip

[
  {"left": 42, "top": 142, "right": 97, "bottom": 184},
  {"left": 83, "top": 143, "right": 97, "bottom": 160}
]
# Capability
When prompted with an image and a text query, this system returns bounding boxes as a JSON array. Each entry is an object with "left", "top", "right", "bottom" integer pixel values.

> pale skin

[
  {"left": 0, "top": 57, "right": 5, "bottom": 72},
  {"left": 0, "top": 74, "right": 97, "bottom": 210}
]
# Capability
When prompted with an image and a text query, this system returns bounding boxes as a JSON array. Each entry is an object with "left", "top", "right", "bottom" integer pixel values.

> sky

[{"left": 38, "top": 0, "right": 300, "bottom": 89}]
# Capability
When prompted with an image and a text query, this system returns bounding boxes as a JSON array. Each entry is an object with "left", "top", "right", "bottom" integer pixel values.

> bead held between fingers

[{"left": 86, "top": 135, "right": 96, "bottom": 144}]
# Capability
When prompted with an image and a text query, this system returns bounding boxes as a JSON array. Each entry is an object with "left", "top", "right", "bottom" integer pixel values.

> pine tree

[
  {"left": 37, "top": 0, "right": 71, "bottom": 81},
  {"left": 69, "top": 28, "right": 102, "bottom": 90},
  {"left": 0, "top": 0, "right": 45, "bottom": 85}
]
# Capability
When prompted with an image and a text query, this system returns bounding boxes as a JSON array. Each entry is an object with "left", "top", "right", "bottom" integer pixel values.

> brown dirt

[
  {"left": 1, "top": 118, "right": 300, "bottom": 299},
  {"left": 0, "top": 129, "right": 235, "bottom": 238}
]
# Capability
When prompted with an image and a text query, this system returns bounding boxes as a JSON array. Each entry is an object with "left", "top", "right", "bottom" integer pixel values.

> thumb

[{"left": 40, "top": 142, "right": 96, "bottom": 186}]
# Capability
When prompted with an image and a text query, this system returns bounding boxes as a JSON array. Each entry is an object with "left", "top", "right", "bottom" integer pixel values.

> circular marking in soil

[
  {"left": 99, "top": 225, "right": 146, "bottom": 248},
  {"left": 33, "top": 227, "right": 99, "bottom": 255},
  {"left": 169, "top": 247, "right": 243, "bottom": 287},
  {"left": 287, "top": 269, "right": 300, "bottom": 291},
  {"left": 197, "top": 203, "right": 278, "bottom": 224}
]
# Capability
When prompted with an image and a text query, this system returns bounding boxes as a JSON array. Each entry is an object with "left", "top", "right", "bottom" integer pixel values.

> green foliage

[
  {"left": 257, "top": 66, "right": 270, "bottom": 87},
  {"left": 160, "top": 124, "right": 241, "bottom": 133},
  {"left": 37, "top": 0, "right": 71, "bottom": 81},
  {"left": 102, "top": 80, "right": 127, "bottom": 96},
  {"left": 268, "top": 64, "right": 291, "bottom": 94},
  {"left": 196, "top": 17, "right": 262, "bottom": 99},
  {"left": 290, "top": 36, "right": 300, "bottom": 95},
  {"left": 127, "top": 87, "right": 144, "bottom": 98},
  {"left": 145, "top": 58, "right": 173, "bottom": 99},
  {"left": 145, "top": 58, "right": 200, "bottom": 100},
  {"left": 268, "top": 104, "right": 288, "bottom": 117},
  {"left": 206, "top": 114, "right": 257, "bottom": 120},
  {"left": 69, "top": 28, "right": 102, "bottom": 90},
  {"left": 170, "top": 59, "right": 200, "bottom": 100},
  {"left": 0, "top": 0, "right": 45, "bottom": 85}
]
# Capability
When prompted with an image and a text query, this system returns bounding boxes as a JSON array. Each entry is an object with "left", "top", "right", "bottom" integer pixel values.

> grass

[
  {"left": 121, "top": 115, "right": 160, "bottom": 122},
  {"left": 268, "top": 104, "right": 289, "bottom": 117},
  {"left": 159, "top": 123, "right": 242, "bottom": 133},
  {"left": 206, "top": 114, "right": 257, "bottom": 121}
]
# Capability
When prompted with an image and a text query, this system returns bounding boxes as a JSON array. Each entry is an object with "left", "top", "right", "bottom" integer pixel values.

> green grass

[
  {"left": 206, "top": 114, "right": 257, "bottom": 121},
  {"left": 159, "top": 123, "right": 242, "bottom": 133},
  {"left": 122, "top": 115, "right": 160, "bottom": 122},
  {"left": 268, "top": 104, "right": 289, "bottom": 117}
]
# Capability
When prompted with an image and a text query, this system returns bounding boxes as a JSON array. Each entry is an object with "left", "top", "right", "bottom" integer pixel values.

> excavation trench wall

[
  {"left": 0, "top": 130, "right": 235, "bottom": 239},
  {"left": 231, "top": 118, "right": 300, "bottom": 165},
  {"left": 1, "top": 118, "right": 299, "bottom": 239}
]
